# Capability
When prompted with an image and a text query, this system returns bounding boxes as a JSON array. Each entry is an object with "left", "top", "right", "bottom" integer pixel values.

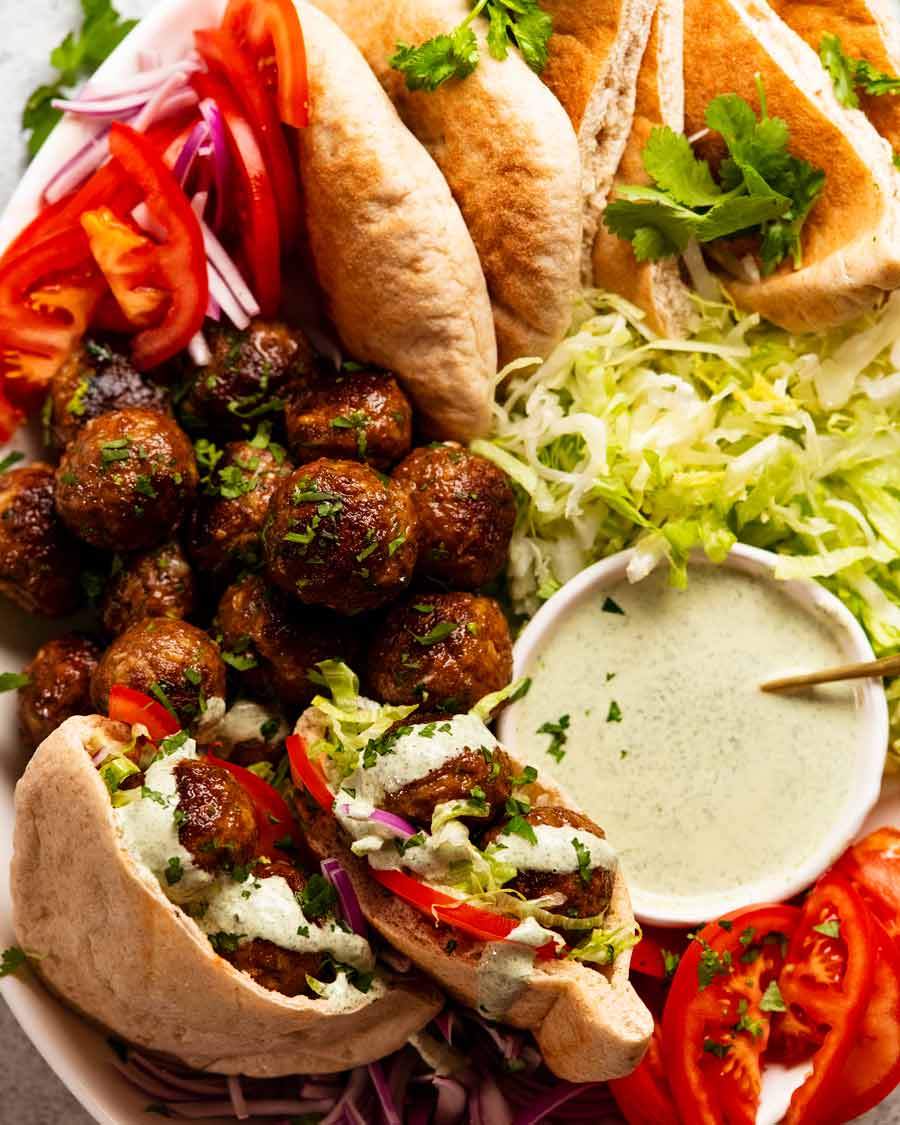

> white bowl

[{"left": 498, "top": 544, "right": 889, "bottom": 927}]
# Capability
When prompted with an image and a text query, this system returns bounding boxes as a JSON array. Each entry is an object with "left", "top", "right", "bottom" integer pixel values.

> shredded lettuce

[
  {"left": 567, "top": 924, "right": 641, "bottom": 966},
  {"left": 478, "top": 290, "right": 900, "bottom": 765}
]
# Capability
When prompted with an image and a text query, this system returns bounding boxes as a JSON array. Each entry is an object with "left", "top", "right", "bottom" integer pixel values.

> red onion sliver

[
  {"left": 227, "top": 1075, "right": 248, "bottom": 1120},
  {"left": 164, "top": 1098, "right": 332, "bottom": 1119},
  {"left": 199, "top": 218, "right": 259, "bottom": 317},
  {"left": 319, "top": 1067, "right": 368, "bottom": 1125},
  {"left": 188, "top": 332, "right": 212, "bottom": 367},
  {"left": 321, "top": 858, "right": 368, "bottom": 937},
  {"left": 44, "top": 128, "right": 111, "bottom": 204},
  {"left": 174, "top": 121, "right": 210, "bottom": 187},
  {"left": 510, "top": 1082, "right": 594, "bottom": 1125},
  {"left": 199, "top": 99, "right": 228, "bottom": 231},
  {"left": 52, "top": 93, "right": 155, "bottom": 118},
  {"left": 335, "top": 804, "right": 418, "bottom": 839},
  {"left": 131, "top": 70, "right": 191, "bottom": 132},
  {"left": 433, "top": 1076, "right": 468, "bottom": 1125},
  {"left": 367, "top": 1061, "right": 401, "bottom": 1125},
  {"left": 208, "top": 263, "right": 251, "bottom": 331}
]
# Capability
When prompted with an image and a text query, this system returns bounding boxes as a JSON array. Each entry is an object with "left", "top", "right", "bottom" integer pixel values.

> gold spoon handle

[{"left": 761, "top": 652, "right": 900, "bottom": 693}]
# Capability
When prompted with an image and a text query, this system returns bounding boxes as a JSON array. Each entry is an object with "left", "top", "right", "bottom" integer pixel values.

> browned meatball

[
  {"left": 91, "top": 618, "right": 226, "bottom": 730},
  {"left": 18, "top": 633, "right": 102, "bottom": 749},
  {"left": 223, "top": 861, "right": 328, "bottom": 996},
  {"left": 216, "top": 700, "right": 288, "bottom": 768},
  {"left": 263, "top": 460, "right": 419, "bottom": 614},
  {"left": 55, "top": 408, "right": 198, "bottom": 551},
  {"left": 46, "top": 340, "right": 170, "bottom": 453},
  {"left": 217, "top": 574, "right": 362, "bottom": 708},
  {"left": 179, "top": 320, "right": 313, "bottom": 436},
  {"left": 393, "top": 444, "right": 516, "bottom": 589},
  {"left": 367, "top": 593, "right": 512, "bottom": 712},
  {"left": 174, "top": 758, "right": 258, "bottom": 871},
  {"left": 285, "top": 366, "right": 412, "bottom": 470},
  {"left": 481, "top": 807, "right": 615, "bottom": 923},
  {"left": 0, "top": 464, "right": 82, "bottom": 616},
  {"left": 99, "top": 540, "right": 195, "bottom": 635},
  {"left": 188, "top": 439, "right": 293, "bottom": 577}
]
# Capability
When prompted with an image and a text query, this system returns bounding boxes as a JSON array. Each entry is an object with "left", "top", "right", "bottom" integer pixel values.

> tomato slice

[
  {"left": 81, "top": 207, "right": 170, "bottom": 328},
  {"left": 107, "top": 123, "right": 208, "bottom": 369},
  {"left": 0, "top": 385, "right": 23, "bottom": 441},
  {"left": 834, "top": 827, "right": 900, "bottom": 946},
  {"left": 194, "top": 26, "right": 300, "bottom": 249},
  {"left": 108, "top": 684, "right": 181, "bottom": 742},
  {"left": 662, "top": 903, "right": 800, "bottom": 1125},
  {"left": 205, "top": 751, "right": 294, "bottom": 859},
  {"left": 286, "top": 733, "right": 335, "bottom": 812},
  {"left": 222, "top": 0, "right": 310, "bottom": 127},
  {"left": 610, "top": 1019, "right": 680, "bottom": 1125},
  {"left": 632, "top": 926, "right": 690, "bottom": 980},
  {"left": 192, "top": 72, "right": 280, "bottom": 316}
]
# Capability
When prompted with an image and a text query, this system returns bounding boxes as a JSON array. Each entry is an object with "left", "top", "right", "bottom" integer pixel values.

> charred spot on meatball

[
  {"left": 217, "top": 574, "right": 362, "bottom": 708},
  {"left": 178, "top": 320, "right": 313, "bottom": 437},
  {"left": 174, "top": 758, "right": 258, "bottom": 871},
  {"left": 55, "top": 408, "right": 198, "bottom": 551},
  {"left": 91, "top": 617, "right": 226, "bottom": 730},
  {"left": 367, "top": 592, "right": 512, "bottom": 712},
  {"left": 188, "top": 435, "right": 293, "bottom": 579},
  {"left": 99, "top": 539, "right": 195, "bottom": 635},
  {"left": 18, "top": 633, "right": 102, "bottom": 750},
  {"left": 392, "top": 444, "right": 516, "bottom": 590},
  {"left": 262, "top": 460, "right": 419, "bottom": 615},
  {"left": 481, "top": 807, "right": 615, "bottom": 923},
  {"left": 0, "top": 463, "right": 82, "bottom": 616},
  {"left": 46, "top": 340, "right": 170, "bottom": 453},
  {"left": 285, "top": 366, "right": 412, "bottom": 470}
]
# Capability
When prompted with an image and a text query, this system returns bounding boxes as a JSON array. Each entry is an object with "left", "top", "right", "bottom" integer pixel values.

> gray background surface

[{"left": 1, "top": 1, "right": 900, "bottom": 1122}]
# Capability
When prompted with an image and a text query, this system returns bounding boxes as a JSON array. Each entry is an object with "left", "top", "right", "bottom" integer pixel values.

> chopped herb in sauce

[
  {"left": 572, "top": 837, "right": 592, "bottom": 885},
  {"left": 0, "top": 946, "right": 28, "bottom": 977},
  {"left": 164, "top": 857, "right": 184, "bottom": 886},
  {"left": 602, "top": 596, "right": 625, "bottom": 615},
  {"left": 813, "top": 918, "right": 840, "bottom": 939},
  {"left": 606, "top": 701, "right": 623, "bottom": 723},
  {"left": 0, "top": 451, "right": 24, "bottom": 475},
  {"left": 760, "top": 980, "right": 786, "bottom": 1013},
  {"left": 413, "top": 621, "right": 457, "bottom": 646},
  {"left": 537, "top": 714, "right": 569, "bottom": 763},
  {"left": 300, "top": 874, "right": 338, "bottom": 920},
  {"left": 208, "top": 931, "right": 245, "bottom": 954}
]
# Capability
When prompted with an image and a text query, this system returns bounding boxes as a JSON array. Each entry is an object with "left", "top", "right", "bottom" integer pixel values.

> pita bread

[
  {"left": 540, "top": 0, "right": 659, "bottom": 278},
  {"left": 592, "top": 0, "right": 694, "bottom": 336},
  {"left": 11, "top": 716, "right": 443, "bottom": 1076},
  {"left": 306, "top": 0, "right": 583, "bottom": 367},
  {"left": 294, "top": 1, "right": 496, "bottom": 440},
  {"left": 683, "top": 0, "right": 900, "bottom": 333},
  {"left": 295, "top": 731, "right": 653, "bottom": 1083}
]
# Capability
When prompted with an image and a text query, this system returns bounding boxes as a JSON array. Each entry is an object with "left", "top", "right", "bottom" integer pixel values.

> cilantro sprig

[
  {"left": 820, "top": 33, "right": 900, "bottom": 110},
  {"left": 391, "top": 0, "right": 553, "bottom": 93},
  {"left": 605, "top": 79, "right": 825, "bottom": 276}
]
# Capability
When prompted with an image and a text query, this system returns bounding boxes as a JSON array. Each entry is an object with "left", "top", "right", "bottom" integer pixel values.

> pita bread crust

[
  {"left": 307, "top": 0, "right": 582, "bottom": 367},
  {"left": 294, "top": 1, "right": 496, "bottom": 441},
  {"left": 592, "top": 0, "right": 694, "bottom": 336},
  {"left": 684, "top": 0, "right": 900, "bottom": 332},
  {"left": 297, "top": 747, "right": 652, "bottom": 1083},
  {"left": 12, "top": 716, "right": 442, "bottom": 1076}
]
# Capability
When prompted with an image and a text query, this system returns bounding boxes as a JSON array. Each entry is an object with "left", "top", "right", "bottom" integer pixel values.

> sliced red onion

[
  {"left": 345, "top": 1103, "right": 369, "bottom": 1125},
  {"left": 174, "top": 121, "right": 211, "bottom": 187},
  {"left": 51, "top": 93, "right": 150, "bottom": 118},
  {"left": 130, "top": 1054, "right": 225, "bottom": 1096},
  {"left": 162, "top": 1098, "right": 333, "bottom": 1118},
  {"left": 131, "top": 70, "right": 194, "bottom": 133},
  {"left": 368, "top": 1061, "right": 401, "bottom": 1125},
  {"left": 208, "top": 263, "right": 251, "bottom": 331},
  {"left": 226, "top": 1076, "right": 248, "bottom": 1121},
  {"left": 510, "top": 1083, "right": 595, "bottom": 1125},
  {"left": 44, "top": 128, "right": 111, "bottom": 204},
  {"left": 473, "top": 1073, "right": 513, "bottom": 1125},
  {"left": 199, "top": 99, "right": 228, "bottom": 231},
  {"left": 200, "top": 218, "right": 259, "bottom": 318},
  {"left": 336, "top": 804, "right": 418, "bottom": 839},
  {"left": 435, "top": 1009, "right": 455, "bottom": 1044},
  {"left": 83, "top": 59, "right": 195, "bottom": 98},
  {"left": 320, "top": 858, "right": 368, "bottom": 937},
  {"left": 132, "top": 202, "right": 167, "bottom": 242},
  {"left": 433, "top": 1076, "right": 468, "bottom": 1125},
  {"left": 319, "top": 1067, "right": 368, "bottom": 1125},
  {"left": 188, "top": 332, "right": 211, "bottom": 367},
  {"left": 91, "top": 746, "right": 113, "bottom": 767}
]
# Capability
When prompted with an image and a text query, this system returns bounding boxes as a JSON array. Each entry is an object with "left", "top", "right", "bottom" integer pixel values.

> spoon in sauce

[{"left": 761, "top": 652, "right": 900, "bottom": 693}]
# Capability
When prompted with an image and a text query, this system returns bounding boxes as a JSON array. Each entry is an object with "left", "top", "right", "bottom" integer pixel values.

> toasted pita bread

[
  {"left": 295, "top": 729, "right": 652, "bottom": 1083},
  {"left": 768, "top": 0, "right": 900, "bottom": 150},
  {"left": 294, "top": 1, "right": 496, "bottom": 440},
  {"left": 11, "top": 716, "right": 442, "bottom": 1076},
  {"left": 306, "top": 0, "right": 583, "bottom": 367},
  {"left": 540, "top": 0, "right": 659, "bottom": 279},
  {"left": 591, "top": 0, "right": 694, "bottom": 336},
  {"left": 682, "top": 0, "right": 900, "bottom": 334}
]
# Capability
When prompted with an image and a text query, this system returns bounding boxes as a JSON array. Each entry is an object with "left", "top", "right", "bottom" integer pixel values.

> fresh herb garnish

[
  {"left": 606, "top": 700, "right": 623, "bottom": 723},
  {"left": 100, "top": 436, "right": 132, "bottom": 467},
  {"left": 693, "top": 935, "right": 732, "bottom": 990},
  {"left": 260, "top": 717, "right": 280, "bottom": 740},
  {"left": 510, "top": 765, "right": 537, "bottom": 787},
  {"left": 602, "top": 596, "right": 625, "bottom": 615},
  {"left": 300, "top": 874, "right": 338, "bottom": 920},
  {"left": 222, "top": 649, "right": 259, "bottom": 672},
  {"left": 148, "top": 681, "right": 177, "bottom": 717},
  {"left": 330, "top": 411, "right": 370, "bottom": 457},
  {"left": 0, "top": 451, "right": 24, "bottom": 475},
  {"left": 141, "top": 786, "right": 169, "bottom": 807},
  {"left": 537, "top": 714, "right": 569, "bottom": 763},
  {"left": 813, "top": 918, "right": 841, "bottom": 939},
  {"left": 164, "top": 857, "right": 184, "bottom": 886},
  {"left": 207, "top": 931, "right": 244, "bottom": 954},
  {"left": 662, "top": 949, "right": 681, "bottom": 977},
  {"left": 572, "top": 837, "right": 592, "bottom": 885},
  {"left": 0, "top": 946, "right": 29, "bottom": 977},
  {"left": 703, "top": 1039, "right": 731, "bottom": 1059},
  {"left": 134, "top": 474, "right": 157, "bottom": 499},
  {"left": 0, "top": 672, "right": 30, "bottom": 692},
  {"left": 396, "top": 832, "right": 426, "bottom": 856},
  {"left": 413, "top": 621, "right": 457, "bottom": 646},
  {"left": 502, "top": 796, "right": 536, "bottom": 844},
  {"left": 760, "top": 979, "right": 786, "bottom": 1013},
  {"left": 820, "top": 33, "right": 900, "bottom": 110}
]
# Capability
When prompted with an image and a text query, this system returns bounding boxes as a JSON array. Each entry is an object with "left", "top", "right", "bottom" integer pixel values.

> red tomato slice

[
  {"left": 107, "top": 684, "right": 181, "bottom": 742},
  {"left": 286, "top": 733, "right": 335, "bottom": 812},
  {"left": 107, "top": 123, "right": 208, "bottom": 369},
  {"left": 81, "top": 207, "right": 169, "bottom": 328},
  {"left": 194, "top": 26, "right": 300, "bottom": 249},
  {"left": 192, "top": 71, "right": 280, "bottom": 317},
  {"left": 632, "top": 925, "right": 691, "bottom": 980},
  {"left": 834, "top": 827, "right": 900, "bottom": 946},
  {"left": 222, "top": 0, "right": 310, "bottom": 127},
  {"left": 610, "top": 1019, "right": 680, "bottom": 1125},
  {"left": 662, "top": 903, "right": 800, "bottom": 1125},
  {"left": 0, "top": 385, "right": 23, "bottom": 441},
  {"left": 205, "top": 751, "right": 294, "bottom": 859}
]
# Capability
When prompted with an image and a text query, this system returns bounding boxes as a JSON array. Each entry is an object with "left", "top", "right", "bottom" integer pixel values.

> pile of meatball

[{"left": 1, "top": 320, "right": 518, "bottom": 763}]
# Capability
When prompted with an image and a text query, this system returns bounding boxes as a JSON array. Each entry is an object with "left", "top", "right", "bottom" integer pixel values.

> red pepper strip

[
  {"left": 222, "top": 0, "right": 310, "bottom": 127},
  {"left": 286, "top": 733, "right": 335, "bottom": 811},
  {"left": 205, "top": 751, "right": 294, "bottom": 859},
  {"left": 107, "top": 684, "right": 180, "bottom": 741}
]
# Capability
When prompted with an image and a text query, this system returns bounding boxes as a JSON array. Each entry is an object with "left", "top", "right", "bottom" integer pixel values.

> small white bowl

[{"left": 498, "top": 543, "right": 889, "bottom": 928}]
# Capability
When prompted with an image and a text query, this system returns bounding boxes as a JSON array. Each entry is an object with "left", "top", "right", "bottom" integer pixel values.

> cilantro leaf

[
  {"left": 391, "top": 25, "right": 479, "bottom": 92},
  {"left": 507, "top": 3, "right": 553, "bottom": 73},
  {"left": 760, "top": 979, "right": 786, "bottom": 1013},
  {"left": 572, "top": 837, "right": 592, "bottom": 885},
  {"left": 813, "top": 918, "right": 841, "bottom": 939},
  {"left": 537, "top": 714, "right": 569, "bottom": 763},
  {"left": 0, "top": 672, "right": 31, "bottom": 693},
  {"left": 856, "top": 58, "right": 900, "bottom": 97},
  {"left": 0, "top": 946, "right": 29, "bottom": 977},
  {"left": 819, "top": 33, "right": 900, "bottom": 108},
  {"left": 641, "top": 126, "right": 722, "bottom": 208},
  {"left": 300, "top": 874, "right": 338, "bottom": 920}
]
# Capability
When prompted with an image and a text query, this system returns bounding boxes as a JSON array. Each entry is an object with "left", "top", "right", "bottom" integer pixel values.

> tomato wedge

[
  {"left": 108, "top": 684, "right": 181, "bottom": 742},
  {"left": 610, "top": 1019, "right": 680, "bottom": 1125},
  {"left": 222, "top": 0, "right": 310, "bottom": 127},
  {"left": 205, "top": 751, "right": 294, "bottom": 859},
  {"left": 834, "top": 826, "right": 900, "bottom": 946},
  {"left": 662, "top": 903, "right": 800, "bottom": 1125},
  {"left": 286, "top": 733, "right": 335, "bottom": 811},
  {"left": 81, "top": 207, "right": 170, "bottom": 328},
  {"left": 107, "top": 123, "right": 208, "bottom": 369}
]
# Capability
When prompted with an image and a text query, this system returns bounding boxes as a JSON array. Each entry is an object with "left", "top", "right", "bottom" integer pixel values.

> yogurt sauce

[{"left": 507, "top": 563, "right": 864, "bottom": 916}]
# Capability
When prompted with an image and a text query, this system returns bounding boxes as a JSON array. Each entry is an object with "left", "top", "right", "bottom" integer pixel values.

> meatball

[
  {"left": 91, "top": 618, "right": 226, "bottom": 730},
  {"left": 174, "top": 757, "right": 258, "bottom": 871},
  {"left": 263, "top": 460, "right": 418, "bottom": 614},
  {"left": 367, "top": 593, "right": 512, "bottom": 712},
  {"left": 0, "top": 463, "right": 82, "bottom": 616},
  {"left": 46, "top": 339, "right": 170, "bottom": 453},
  {"left": 179, "top": 320, "right": 313, "bottom": 436},
  {"left": 217, "top": 574, "right": 362, "bottom": 708},
  {"left": 214, "top": 699, "right": 290, "bottom": 768},
  {"left": 99, "top": 540, "right": 195, "bottom": 635},
  {"left": 393, "top": 444, "right": 516, "bottom": 589},
  {"left": 481, "top": 807, "right": 615, "bottom": 923},
  {"left": 285, "top": 366, "right": 412, "bottom": 470},
  {"left": 188, "top": 439, "right": 293, "bottom": 578},
  {"left": 55, "top": 408, "right": 198, "bottom": 551},
  {"left": 223, "top": 861, "right": 328, "bottom": 996},
  {"left": 18, "top": 633, "right": 102, "bottom": 749}
]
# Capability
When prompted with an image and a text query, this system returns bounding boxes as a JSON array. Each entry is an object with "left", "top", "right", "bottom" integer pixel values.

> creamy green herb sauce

[
  {"left": 476, "top": 917, "right": 563, "bottom": 1019},
  {"left": 508, "top": 564, "right": 864, "bottom": 915},
  {"left": 489, "top": 824, "right": 615, "bottom": 874}
]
